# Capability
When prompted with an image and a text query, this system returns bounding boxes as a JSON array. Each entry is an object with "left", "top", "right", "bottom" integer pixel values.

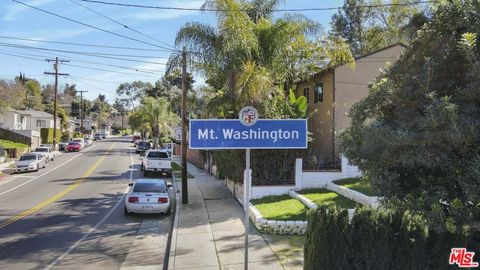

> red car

[{"left": 66, "top": 142, "right": 81, "bottom": 152}]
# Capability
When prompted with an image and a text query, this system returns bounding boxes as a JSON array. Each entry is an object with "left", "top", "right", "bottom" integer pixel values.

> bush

[
  {"left": 305, "top": 206, "right": 479, "bottom": 270},
  {"left": 40, "top": 128, "right": 61, "bottom": 144},
  {"left": 340, "top": 1, "right": 480, "bottom": 226},
  {"left": 61, "top": 131, "right": 71, "bottom": 142}
]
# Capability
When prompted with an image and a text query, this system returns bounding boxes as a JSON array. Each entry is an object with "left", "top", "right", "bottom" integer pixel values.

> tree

[
  {"left": 340, "top": 1, "right": 480, "bottom": 229},
  {"left": 116, "top": 81, "right": 149, "bottom": 110},
  {"left": 24, "top": 79, "right": 44, "bottom": 110},
  {"left": 330, "top": 0, "right": 426, "bottom": 57},
  {"left": 0, "top": 79, "right": 24, "bottom": 112},
  {"left": 139, "top": 97, "right": 180, "bottom": 147},
  {"left": 173, "top": 0, "right": 352, "bottom": 118}
]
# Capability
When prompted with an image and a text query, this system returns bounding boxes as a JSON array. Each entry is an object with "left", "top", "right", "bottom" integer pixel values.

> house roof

[
  {"left": 14, "top": 110, "right": 54, "bottom": 118},
  {"left": 299, "top": 42, "right": 406, "bottom": 84}
]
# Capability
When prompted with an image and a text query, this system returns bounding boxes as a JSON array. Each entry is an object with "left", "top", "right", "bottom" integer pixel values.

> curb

[{"left": 167, "top": 174, "right": 181, "bottom": 270}]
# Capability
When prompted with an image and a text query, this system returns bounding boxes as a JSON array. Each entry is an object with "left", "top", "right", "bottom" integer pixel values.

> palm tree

[
  {"left": 170, "top": 0, "right": 354, "bottom": 118},
  {"left": 140, "top": 97, "right": 180, "bottom": 148}
]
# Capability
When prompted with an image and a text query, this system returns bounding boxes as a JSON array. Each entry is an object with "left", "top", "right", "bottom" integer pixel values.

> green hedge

[
  {"left": 40, "top": 128, "right": 61, "bottom": 144},
  {"left": 305, "top": 206, "right": 480, "bottom": 270}
]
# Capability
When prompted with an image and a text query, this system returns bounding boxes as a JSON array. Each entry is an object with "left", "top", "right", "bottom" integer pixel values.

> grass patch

[
  {"left": 299, "top": 189, "right": 357, "bottom": 209},
  {"left": 0, "top": 140, "right": 29, "bottom": 151},
  {"left": 172, "top": 162, "right": 194, "bottom": 178},
  {"left": 333, "top": 177, "right": 380, "bottom": 197},
  {"left": 251, "top": 195, "right": 307, "bottom": 221}
]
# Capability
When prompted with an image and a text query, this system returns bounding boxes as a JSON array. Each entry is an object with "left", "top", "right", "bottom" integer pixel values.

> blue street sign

[{"left": 189, "top": 119, "right": 308, "bottom": 149}]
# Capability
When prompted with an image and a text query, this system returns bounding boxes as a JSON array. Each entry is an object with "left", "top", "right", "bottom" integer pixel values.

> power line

[
  {"left": 0, "top": 42, "right": 169, "bottom": 65},
  {"left": 0, "top": 36, "right": 173, "bottom": 52},
  {"left": 0, "top": 51, "right": 162, "bottom": 78},
  {"left": 10, "top": 0, "right": 179, "bottom": 52},
  {"left": 77, "top": 0, "right": 436, "bottom": 12},
  {"left": 68, "top": 0, "right": 176, "bottom": 50},
  {"left": 5, "top": 49, "right": 165, "bottom": 75}
]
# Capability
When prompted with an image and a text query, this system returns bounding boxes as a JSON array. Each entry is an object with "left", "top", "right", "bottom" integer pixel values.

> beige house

[{"left": 296, "top": 43, "right": 405, "bottom": 161}]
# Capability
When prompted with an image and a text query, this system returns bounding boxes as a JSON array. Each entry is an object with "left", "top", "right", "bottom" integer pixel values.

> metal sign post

[
  {"left": 188, "top": 106, "right": 307, "bottom": 270},
  {"left": 244, "top": 148, "right": 251, "bottom": 270}
]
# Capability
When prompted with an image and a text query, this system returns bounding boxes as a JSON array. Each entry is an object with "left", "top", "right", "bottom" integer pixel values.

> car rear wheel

[{"left": 36, "top": 164, "right": 39, "bottom": 171}]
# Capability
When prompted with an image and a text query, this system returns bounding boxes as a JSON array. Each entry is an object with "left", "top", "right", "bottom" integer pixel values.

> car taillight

[
  {"left": 158, "top": 197, "right": 168, "bottom": 203},
  {"left": 128, "top": 197, "right": 139, "bottom": 203}
]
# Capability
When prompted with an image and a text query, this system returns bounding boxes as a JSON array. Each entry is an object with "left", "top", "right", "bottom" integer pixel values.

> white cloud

[
  {"left": 3, "top": 0, "right": 58, "bottom": 21},
  {"left": 132, "top": 0, "right": 204, "bottom": 21}
]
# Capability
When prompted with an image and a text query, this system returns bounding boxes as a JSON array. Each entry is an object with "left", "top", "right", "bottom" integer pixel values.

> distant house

[
  {"left": 295, "top": 43, "right": 406, "bottom": 162},
  {"left": 0, "top": 110, "right": 61, "bottom": 147}
]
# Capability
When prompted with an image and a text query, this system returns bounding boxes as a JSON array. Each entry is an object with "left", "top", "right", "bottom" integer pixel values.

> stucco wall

[
  {"left": 296, "top": 71, "right": 335, "bottom": 159},
  {"left": 333, "top": 45, "right": 405, "bottom": 154}
]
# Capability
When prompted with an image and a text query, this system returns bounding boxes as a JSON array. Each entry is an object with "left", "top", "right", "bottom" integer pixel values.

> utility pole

[
  {"left": 181, "top": 46, "right": 189, "bottom": 205},
  {"left": 45, "top": 57, "right": 69, "bottom": 149},
  {"left": 78, "top": 90, "right": 88, "bottom": 135}
]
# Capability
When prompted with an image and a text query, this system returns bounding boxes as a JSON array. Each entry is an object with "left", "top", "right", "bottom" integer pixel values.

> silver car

[
  {"left": 14, "top": 153, "right": 46, "bottom": 172},
  {"left": 124, "top": 179, "right": 172, "bottom": 215}
]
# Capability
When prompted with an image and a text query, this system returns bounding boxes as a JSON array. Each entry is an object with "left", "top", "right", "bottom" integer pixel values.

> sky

[{"left": 0, "top": 0, "right": 344, "bottom": 103}]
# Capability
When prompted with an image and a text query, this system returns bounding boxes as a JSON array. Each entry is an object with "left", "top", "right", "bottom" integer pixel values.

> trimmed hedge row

[
  {"left": 40, "top": 128, "right": 61, "bottom": 144},
  {"left": 305, "top": 206, "right": 480, "bottom": 270}
]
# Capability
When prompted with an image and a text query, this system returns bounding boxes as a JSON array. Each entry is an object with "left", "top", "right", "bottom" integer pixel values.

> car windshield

[
  {"left": 138, "top": 142, "right": 150, "bottom": 147},
  {"left": 19, "top": 155, "right": 36, "bottom": 161},
  {"left": 133, "top": 182, "right": 167, "bottom": 193},
  {"left": 147, "top": 151, "right": 168, "bottom": 159},
  {"left": 35, "top": 148, "right": 48, "bottom": 152},
  {"left": 68, "top": 142, "right": 80, "bottom": 146}
]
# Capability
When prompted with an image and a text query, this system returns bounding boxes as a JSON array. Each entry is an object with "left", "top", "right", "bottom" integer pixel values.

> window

[
  {"left": 314, "top": 82, "right": 324, "bottom": 103},
  {"left": 36, "top": 120, "right": 46, "bottom": 127},
  {"left": 303, "top": 87, "right": 310, "bottom": 103}
]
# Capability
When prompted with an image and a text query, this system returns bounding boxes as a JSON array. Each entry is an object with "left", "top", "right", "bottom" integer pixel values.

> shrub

[
  {"left": 340, "top": 1, "right": 480, "bottom": 226},
  {"left": 40, "top": 128, "right": 61, "bottom": 143},
  {"left": 61, "top": 131, "right": 71, "bottom": 142},
  {"left": 305, "top": 206, "right": 479, "bottom": 270}
]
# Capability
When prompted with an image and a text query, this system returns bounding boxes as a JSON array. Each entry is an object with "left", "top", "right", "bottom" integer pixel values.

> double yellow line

[{"left": 0, "top": 143, "right": 116, "bottom": 229}]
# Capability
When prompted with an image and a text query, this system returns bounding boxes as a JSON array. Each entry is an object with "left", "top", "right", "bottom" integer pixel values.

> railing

[{"left": 302, "top": 155, "right": 341, "bottom": 171}]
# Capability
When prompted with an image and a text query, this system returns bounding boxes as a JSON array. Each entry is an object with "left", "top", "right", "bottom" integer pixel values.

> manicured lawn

[
  {"left": 172, "top": 162, "right": 194, "bottom": 179},
  {"left": 299, "top": 189, "right": 357, "bottom": 209},
  {"left": 333, "top": 177, "right": 380, "bottom": 197},
  {"left": 251, "top": 195, "right": 307, "bottom": 221}
]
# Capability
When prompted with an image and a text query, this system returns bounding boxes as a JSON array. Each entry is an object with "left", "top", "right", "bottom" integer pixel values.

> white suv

[{"left": 141, "top": 150, "right": 172, "bottom": 177}]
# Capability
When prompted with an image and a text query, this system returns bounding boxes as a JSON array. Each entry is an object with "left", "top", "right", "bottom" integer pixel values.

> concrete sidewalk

[{"left": 169, "top": 162, "right": 283, "bottom": 270}]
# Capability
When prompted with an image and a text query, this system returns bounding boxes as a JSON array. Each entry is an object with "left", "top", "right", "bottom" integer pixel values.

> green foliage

[
  {"left": 61, "top": 131, "right": 71, "bottom": 142},
  {"left": 340, "top": 0, "right": 480, "bottom": 227},
  {"left": 330, "top": 0, "right": 425, "bottom": 57},
  {"left": 333, "top": 177, "right": 380, "bottom": 197},
  {"left": 299, "top": 189, "right": 358, "bottom": 209},
  {"left": 40, "top": 128, "right": 61, "bottom": 144},
  {"left": 0, "top": 139, "right": 29, "bottom": 152},
  {"left": 305, "top": 206, "right": 479, "bottom": 270},
  {"left": 251, "top": 195, "right": 307, "bottom": 221}
]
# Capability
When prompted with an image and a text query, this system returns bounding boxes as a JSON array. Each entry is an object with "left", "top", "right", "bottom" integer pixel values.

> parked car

[
  {"left": 66, "top": 142, "right": 82, "bottom": 152},
  {"left": 14, "top": 153, "right": 46, "bottom": 172},
  {"left": 58, "top": 142, "right": 68, "bottom": 151},
  {"left": 71, "top": 138, "right": 85, "bottom": 149},
  {"left": 83, "top": 138, "right": 92, "bottom": 147},
  {"left": 101, "top": 133, "right": 106, "bottom": 139},
  {"left": 94, "top": 133, "right": 102, "bottom": 141},
  {"left": 32, "top": 146, "right": 55, "bottom": 161},
  {"left": 141, "top": 150, "right": 172, "bottom": 177},
  {"left": 39, "top": 144, "right": 54, "bottom": 151},
  {"left": 132, "top": 135, "right": 141, "bottom": 145},
  {"left": 136, "top": 141, "right": 152, "bottom": 155},
  {"left": 124, "top": 178, "right": 172, "bottom": 215}
]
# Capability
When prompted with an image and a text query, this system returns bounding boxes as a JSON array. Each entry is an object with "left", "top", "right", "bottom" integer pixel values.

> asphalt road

[{"left": 0, "top": 137, "right": 174, "bottom": 270}]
